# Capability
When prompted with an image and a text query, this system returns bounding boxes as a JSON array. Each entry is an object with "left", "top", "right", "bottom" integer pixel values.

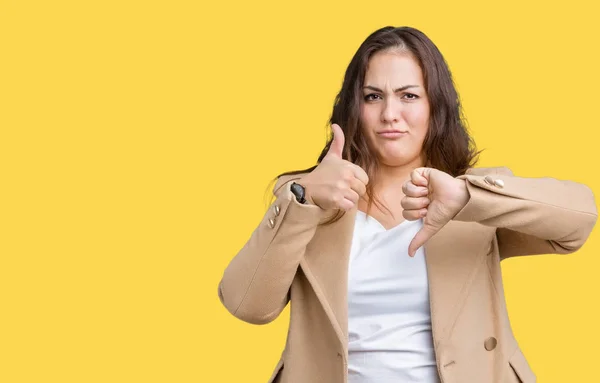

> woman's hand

[
  {"left": 299, "top": 124, "right": 369, "bottom": 211},
  {"left": 401, "top": 167, "right": 470, "bottom": 257}
]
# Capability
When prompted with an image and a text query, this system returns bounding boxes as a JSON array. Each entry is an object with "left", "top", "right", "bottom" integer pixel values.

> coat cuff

[
  {"left": 272, "top": 180, "right": 328, "bottom": 226},
  {"left": 453, "top": 174, "right": 517, "bottom": 222}
]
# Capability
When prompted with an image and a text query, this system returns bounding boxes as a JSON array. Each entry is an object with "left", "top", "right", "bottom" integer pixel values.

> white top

[{"left": 347, "top": 211, "right": 440, "bottom": 383}]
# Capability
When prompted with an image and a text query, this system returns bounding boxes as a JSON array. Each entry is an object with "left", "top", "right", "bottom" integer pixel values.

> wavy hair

[{"left": 270, "top": 26, "right": 481, "bottom": 222}]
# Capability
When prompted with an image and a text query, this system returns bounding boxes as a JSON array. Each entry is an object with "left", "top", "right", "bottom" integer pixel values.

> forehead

[{"left": 364, "top": 51, "right": 424, "bottom": 86}]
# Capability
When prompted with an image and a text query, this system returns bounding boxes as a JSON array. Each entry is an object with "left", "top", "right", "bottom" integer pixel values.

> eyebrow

[{"left": 363, "top": 85, "right": 419, "bottom": 92}]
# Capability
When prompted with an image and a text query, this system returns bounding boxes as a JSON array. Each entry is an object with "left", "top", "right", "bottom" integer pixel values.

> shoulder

[{"left": 465, "top": 166, "right": 514, "bottom": 177}]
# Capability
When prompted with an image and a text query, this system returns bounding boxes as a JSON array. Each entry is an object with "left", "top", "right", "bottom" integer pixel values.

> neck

[{"left": 372, "top": 157, "right": 426, "bottom": 192}]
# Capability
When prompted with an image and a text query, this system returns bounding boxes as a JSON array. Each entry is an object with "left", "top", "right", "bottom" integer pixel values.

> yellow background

[{"left": 1, "top": 0, "right": 599, "bottom": 382}]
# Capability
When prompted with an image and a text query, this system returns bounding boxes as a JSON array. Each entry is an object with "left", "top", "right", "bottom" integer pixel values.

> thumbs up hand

[
  {"left": 401, "top": 167, "right": 470, "bottom": 257},
  {"left": 298, "top": 124, "right": 369, "bottom": 211}
]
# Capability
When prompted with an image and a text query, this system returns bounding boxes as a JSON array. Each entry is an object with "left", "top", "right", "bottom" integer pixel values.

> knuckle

[
  {"left": 363, "top": 173, "right": 370, "bottom": 184},
  {"left": 344, "top": 173, "right": 356, "bottom": 184}
]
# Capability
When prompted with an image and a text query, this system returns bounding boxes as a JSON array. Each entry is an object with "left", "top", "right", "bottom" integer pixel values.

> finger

[
  {"left": 402, "top": 180, "right": 429, "bottom": 198},
  {"left": 408, "top": 224, "right": 437, "bottom": 257},
  {"left": 333, "top": 189, "right": 358, "bottom": 211},
  {"left": 349, "top": 164, "right": 369, "bottom": 186},
  {"left": 401, "top": 196, "right": 430, "bottom": 210},
  {"left": 338, "top": 197, "right": 355, "bottom": 211},
  {"left": 325, "top": 124, "right": 345, "bottom": 159},
  {"left": 402, "top": 207, "right": 427, "bottom": 221},
  {"left": 411, "top": 167, "right": 430, "bottom": 187},
  {"left": 342, "top": 188, "right": 359, "bottom": 206},
  {"left": 349, "top": 176, "right": 367, "bottom": 197}
]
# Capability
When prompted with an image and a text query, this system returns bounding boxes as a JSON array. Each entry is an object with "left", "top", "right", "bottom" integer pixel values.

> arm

[
  {"left": 453, "top": 167, "right": 598, "bottom": 259},
  {"left": 218, "top": 175, "right": 326, "bottom": 324}
]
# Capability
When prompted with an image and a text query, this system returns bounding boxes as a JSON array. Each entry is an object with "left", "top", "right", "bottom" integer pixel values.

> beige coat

[{"left": 218, "top": 167, "right": 597, "bottom": 383}]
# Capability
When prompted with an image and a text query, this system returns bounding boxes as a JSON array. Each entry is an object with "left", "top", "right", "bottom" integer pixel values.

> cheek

[
  {"left": 360, "top": 104, "right": 378, "bottom": 127},
  {"left": 406, "top": 105, "right": 430, "bottom": 131}
]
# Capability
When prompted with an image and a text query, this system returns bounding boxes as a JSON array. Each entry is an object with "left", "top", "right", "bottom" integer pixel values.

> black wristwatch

[{"left": 290, "top": 182, "right": 307, "bottom": 204}]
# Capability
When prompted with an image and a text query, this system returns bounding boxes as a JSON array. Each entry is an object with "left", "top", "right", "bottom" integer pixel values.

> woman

[{"left": 217, "top": 26, "right": 597, "bottom": 383}]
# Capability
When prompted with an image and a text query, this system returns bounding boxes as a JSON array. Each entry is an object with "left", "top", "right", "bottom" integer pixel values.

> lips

[
  {"left": 377, "top": 130, "right": 408, "bottom": 134},
  {"left": 377, "top": 130, "right": 408, "bottom": 138}
]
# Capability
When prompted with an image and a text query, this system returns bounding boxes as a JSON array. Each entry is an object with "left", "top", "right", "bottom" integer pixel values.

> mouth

[{"left": 377, "top": 130, "right": 408, "bottom": 138}]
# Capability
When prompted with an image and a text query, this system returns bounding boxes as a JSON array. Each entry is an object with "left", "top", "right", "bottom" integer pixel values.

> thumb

[
  {"left": 412, "top": 167, "right": 430, "bottom": 187},
  {"left": 326, "top": 124, "right": 345, "bottom": 158},
  {"left": 408, "top": 225, "right": 438, "bottom": 257}
]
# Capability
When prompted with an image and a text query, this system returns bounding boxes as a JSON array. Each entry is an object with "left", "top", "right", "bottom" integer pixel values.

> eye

[
  {"left": 364, "top": 93, "right": 381, "bottom": 101},
  {"left": 403, "top": 93, "right": 419, "bottom": 100}
]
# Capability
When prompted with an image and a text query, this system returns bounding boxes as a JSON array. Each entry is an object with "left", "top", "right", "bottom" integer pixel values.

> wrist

[
  {"left": 295, "top": 178, "right": 318, "bottom": 207},
  {"left": 453, "top": 178, "right": 470, "bottom": 212}
]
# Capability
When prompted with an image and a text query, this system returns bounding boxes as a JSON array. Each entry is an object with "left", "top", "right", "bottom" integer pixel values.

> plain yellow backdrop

[{"left": 1, "top": 0, "right": 599, "bottom": 382}]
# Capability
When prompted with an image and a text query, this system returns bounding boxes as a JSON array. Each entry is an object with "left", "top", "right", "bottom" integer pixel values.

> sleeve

[
  {"left": 217, "top": 175, "right": 327, "bottom": 324},
  {"left": 453, "top": 167, "right": 598, "bottom": 259}
]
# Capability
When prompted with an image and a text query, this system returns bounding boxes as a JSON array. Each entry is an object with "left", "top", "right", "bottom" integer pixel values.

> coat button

[
  {"left": 493, "top": 179, "right": 505, "bottom": 188},
  {"left": 484, "top": 175, "right": 495, "bottom": 185},
  {"left": 268, "top": 218, "right": 276, "bottom": 228},
  {"left": 484, "top": 337, "right": 497, "bottom": 351},
  {"left": 272, "top": 205, "right": 280, "bottom": 216}
]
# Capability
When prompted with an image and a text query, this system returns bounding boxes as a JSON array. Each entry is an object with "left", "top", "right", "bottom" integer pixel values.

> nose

[{"left": 381, "top": 98, "right": 400, "bottom": 124}]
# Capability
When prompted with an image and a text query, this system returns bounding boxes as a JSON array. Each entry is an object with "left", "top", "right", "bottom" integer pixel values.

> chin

[
  {"left": 377, "top": 151, "right": 422, "bottom": 167},
  {"left": 379, "top": 156, "right": 412, "bottom": 167}
]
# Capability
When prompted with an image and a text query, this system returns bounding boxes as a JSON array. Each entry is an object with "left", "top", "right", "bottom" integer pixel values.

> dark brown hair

[{"left": 269, "top": 26, "right": 481, "bottom": 220}]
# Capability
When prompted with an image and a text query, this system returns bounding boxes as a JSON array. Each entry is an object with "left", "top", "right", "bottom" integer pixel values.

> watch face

[
  {"left": 291, "top": 183, "right": 305, "bottom": 200},
  {"left": 291, "top": 182, "right": 304, "bottom": 194}
]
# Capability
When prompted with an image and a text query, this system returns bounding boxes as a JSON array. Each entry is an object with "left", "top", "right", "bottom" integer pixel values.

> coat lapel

[
  {"left": 423, "top": 220, "right": 490, "bottom": 344},
  {"left": 299, "top": 207, "right": 357, "bottom": 354}
]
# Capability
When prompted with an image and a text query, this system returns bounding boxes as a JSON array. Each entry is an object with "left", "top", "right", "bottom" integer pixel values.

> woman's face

[{"left": 360, "top": 51, "right": 430, "bottom": 168}]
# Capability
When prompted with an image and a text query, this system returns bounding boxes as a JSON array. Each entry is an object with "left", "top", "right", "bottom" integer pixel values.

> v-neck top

[{"left": 347, "top": 211, "right": 440, "bottom": 383}]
